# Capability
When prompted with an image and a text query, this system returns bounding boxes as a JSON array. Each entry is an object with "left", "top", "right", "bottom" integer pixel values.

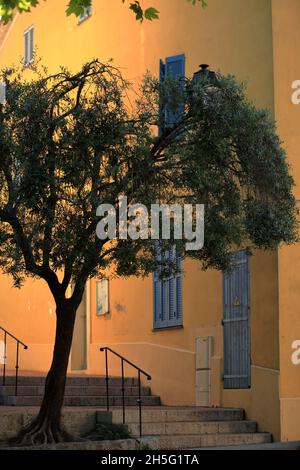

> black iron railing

[
  {"left": 100, "top": 347, "right": 151, "bottom": 437},
  {"left": 0, "top": 325, "right": 28, "bottom": 396}
]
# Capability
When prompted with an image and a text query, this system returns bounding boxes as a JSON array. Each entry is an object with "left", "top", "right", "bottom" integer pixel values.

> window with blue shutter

[
  {"left": 153, "top": 248, "right": 183, "bottom": 329},
  {"left": 154, "top": 54, "right": 185, "bottom": 329},
  {"left": 159, "top": 54, "right": 185, "bottom": 131},
  {"left": 24, "top": 26, "right": 34, "bottom": 66}
]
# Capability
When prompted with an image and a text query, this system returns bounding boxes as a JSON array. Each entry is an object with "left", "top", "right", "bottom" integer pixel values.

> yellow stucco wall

[
  {"left": 0, "top": 0, "right": 297, "bottom": 442},
  {"left": 90, "top": 248, "right": 280, "bottom": 438},
  {"left": 0, "top": 276, "right": 55, "bottom": 371},
  {"left": 271, "top": 0, "right": 300, "bottom": 442}
]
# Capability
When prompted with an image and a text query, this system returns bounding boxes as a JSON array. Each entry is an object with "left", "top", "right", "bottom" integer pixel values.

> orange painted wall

[
  {"left": 271, "top": 0, "right": 300, "bottom": 442},
  {"left": 0, "top": 276, "right": 55, "bottom": 371},
  {"left": 0, "top": 0, "right": 296, "bottom": 441}
]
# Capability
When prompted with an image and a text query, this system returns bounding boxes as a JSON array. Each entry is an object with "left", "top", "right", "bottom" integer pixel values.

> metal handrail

[
  {"left": 100, "top": 347, "right": 151, "bottom": 437},
  {"left": 0, "top": 325, "right": 28, "bottom": 396}
]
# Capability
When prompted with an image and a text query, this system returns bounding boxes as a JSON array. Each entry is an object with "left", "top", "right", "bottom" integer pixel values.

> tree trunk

[{"left": 13, "top": 302, "right": 78, "bottom": 446}]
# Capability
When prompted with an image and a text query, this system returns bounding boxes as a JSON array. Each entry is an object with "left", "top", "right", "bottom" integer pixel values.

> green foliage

[
  {"left": 128, "top": 1, "right": 144, "bottom": 21},
  {"left": 136, "top": 440, "right": 152, "bottom": 450},
  {"left": 127, "top": 2, "right": 159, "bottom": 22},
  {"left": 144, "top": 7, "right": 159, "bottom": 21},
  {"left": 0, "top": 0, "right": 206, "bottom": 23},
  {"left": 0, "top": 0, "right": 38, "bottom": 23},
  {"left": 66, "top": 0, "right": 91, "bottom": 17},
  {"left": 0, "top": 60, "right": 297, "bottom": 305},
  {"left": 84, "top": 423, "right": 132, "bottom": 441},
  {"left": 187, "top": 0, "right": 207, "bottom": 7}
]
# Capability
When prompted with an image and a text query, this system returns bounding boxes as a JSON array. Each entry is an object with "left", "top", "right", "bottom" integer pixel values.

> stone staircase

[
  {"left": 0, "top": 375, "right": 272, "bottom": 448},
  {"left": 108, "top": 407, "right": 272, "bottom": 449},
  {"left": 0, "top": 375, "right": 160, "bottom": 407}
]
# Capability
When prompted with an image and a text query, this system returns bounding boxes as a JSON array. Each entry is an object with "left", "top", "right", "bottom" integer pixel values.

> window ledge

[
  {"left": 152, "top": 325, "right": 183, "bottom": 332},
  {"left": 96, "top": 311, "right": 110, "bottom": 317}
]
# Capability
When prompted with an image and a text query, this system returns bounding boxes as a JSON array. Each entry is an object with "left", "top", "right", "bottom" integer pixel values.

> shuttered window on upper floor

[
  {"left": 153, "top": 247, "right": 183, "bottom": 330},
  {"left": 159, "top": 54, "right": 185, "bottom": 132},
  {"left": 154, "top": 54, "right": 185, "bottom": 329},
  {"left": 24, "top": 26, "right": 34, "bottom": 66}
]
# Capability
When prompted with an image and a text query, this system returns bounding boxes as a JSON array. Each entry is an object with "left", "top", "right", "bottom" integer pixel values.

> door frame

[{"left": 70, "top": 280, "right": 91, "bottom": 372}]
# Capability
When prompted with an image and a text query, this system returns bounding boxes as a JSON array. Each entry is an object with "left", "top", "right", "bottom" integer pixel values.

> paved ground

[{"left": 199, "top": 441, "right": 300, "bottom": 450}]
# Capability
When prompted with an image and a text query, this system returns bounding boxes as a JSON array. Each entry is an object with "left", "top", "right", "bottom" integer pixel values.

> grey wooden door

[{"left": 223, "top": 250, "right": 251, "bottom": 389}]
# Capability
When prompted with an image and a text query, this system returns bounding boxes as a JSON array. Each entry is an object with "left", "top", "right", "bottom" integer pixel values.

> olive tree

[{"left": 0, "top": 60, "right": 297, "bottom": 444}]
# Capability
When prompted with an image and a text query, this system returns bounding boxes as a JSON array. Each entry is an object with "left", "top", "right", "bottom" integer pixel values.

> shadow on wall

[{"left": 114, "top": 303, "right": 127, "bottom": 314}]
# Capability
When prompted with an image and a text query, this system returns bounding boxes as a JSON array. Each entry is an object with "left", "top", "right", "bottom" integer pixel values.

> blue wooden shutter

[
  {"left": 153, "top": 246, "right": 167, "bottom": 329},
  {"left": 153, "top": 247, "right": 183, "bottom": 329},
  {"left": 159, "top": 54, "right": 185, "bottom": 130},
  {"left": 159, "top": 59, "right": 165, "bottom": 81},
  {"left": 168, "top": 248, "right": 175, "bottom": 324},
  {"left": 24, "top": 30, "right": 29, "bottom": 65},
  {"left": 153, "top": 269, "right": 162, "bottom": 328},
  {"left": 29, "top": 27, "right": 34, "bottom": 62},
  {"left": 158, "top": 59, "right": 165, "bottom": 137},
  {"left": 223, "top": 250, "right": 251, "bottom": 389},
  {"left": 165, "top": 54, "right": 185, "bottom": 128},
  {"left": 165, "top": 54, "right": 185, "bottom": 79},
  {"left": 162, "top": 249, "right": 170, "bottom": 326},
  {"left": 175, "top": 254, "right": 183, "bottom": 324},
  {"left": 168, "top": 249, "right": 183, "bottom": 327}
]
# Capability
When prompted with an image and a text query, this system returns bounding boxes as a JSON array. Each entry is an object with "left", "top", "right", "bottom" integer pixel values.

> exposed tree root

[{"left": 10, "top": 417, "right": 83, "bottom": 447}]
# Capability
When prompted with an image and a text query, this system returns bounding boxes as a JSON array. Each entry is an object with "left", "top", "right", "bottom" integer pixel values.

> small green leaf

[
  {"left": 129, "top": 1, "right": 143, "bottom": 21},
  {"left": 186, "top": 0, "right": 207, "bottom": 7},
  {"left": 66, "top": 0, "right": 91, "bottom": 17},
  {"left": 144, "top": 7, "right": 159, "bottom": 21}
]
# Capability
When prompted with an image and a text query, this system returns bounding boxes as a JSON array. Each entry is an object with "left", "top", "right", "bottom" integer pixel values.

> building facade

[{"left": 0, "top": 0, "right": 300, "bottom": 442}]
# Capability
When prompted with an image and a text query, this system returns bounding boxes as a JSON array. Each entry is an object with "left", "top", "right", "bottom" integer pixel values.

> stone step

[
  {"left": 0, "top": 394, "right": 161, "bottom": 407},
  {"left": 0, "top": 433, "right": 274, "bottom": 450},
  {"left": 2, "top": 376, "right": 140, "bottom": 387},
  {"left": 0, "top": 406, "right": 271, "bottom": 449},
  {"left": 0, "top": 385, "right": 151, "bottom": 397},
  {"left": 128, "top": 420, "right": 257, "bottom": 437},
  {"left": 107, "top": 407, "right": 245, "bottom": 424},
  {"left": 2, "top": 439, "right": 139, "bottom": 451},
  {"left": 142, "top": 432, "right": 272, "bottom": 449}
]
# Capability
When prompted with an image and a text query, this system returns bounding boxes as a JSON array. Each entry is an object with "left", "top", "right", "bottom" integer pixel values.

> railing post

[
  {"left": 100, "top": 347, "right": 151, "bottom": 439},
  {"left": 137, "top": 370, "right": 142, "bottom": 437},
  {"left": 104, "top": 348, "right": 109, "bottom": 411},
  {"left": 15, "top": 341, "right": 20, "bottom": 396},
  {"left": 0, "top": 326, "right": 28, "bottom": 393},
  {"left": 121, "top": 358, "right": 125, "bottom": 424},
  {"left": 2, "top": 331, "right": 6, "bottom": 386}
]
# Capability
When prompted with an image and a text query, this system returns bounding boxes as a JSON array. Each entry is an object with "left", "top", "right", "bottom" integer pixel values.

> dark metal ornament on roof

[
  {"left": 187, "top": 64, "right": 219, "bottom": 110},
  {"left": 192, "top": 64, "right": 219, "bottom": 86}
]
